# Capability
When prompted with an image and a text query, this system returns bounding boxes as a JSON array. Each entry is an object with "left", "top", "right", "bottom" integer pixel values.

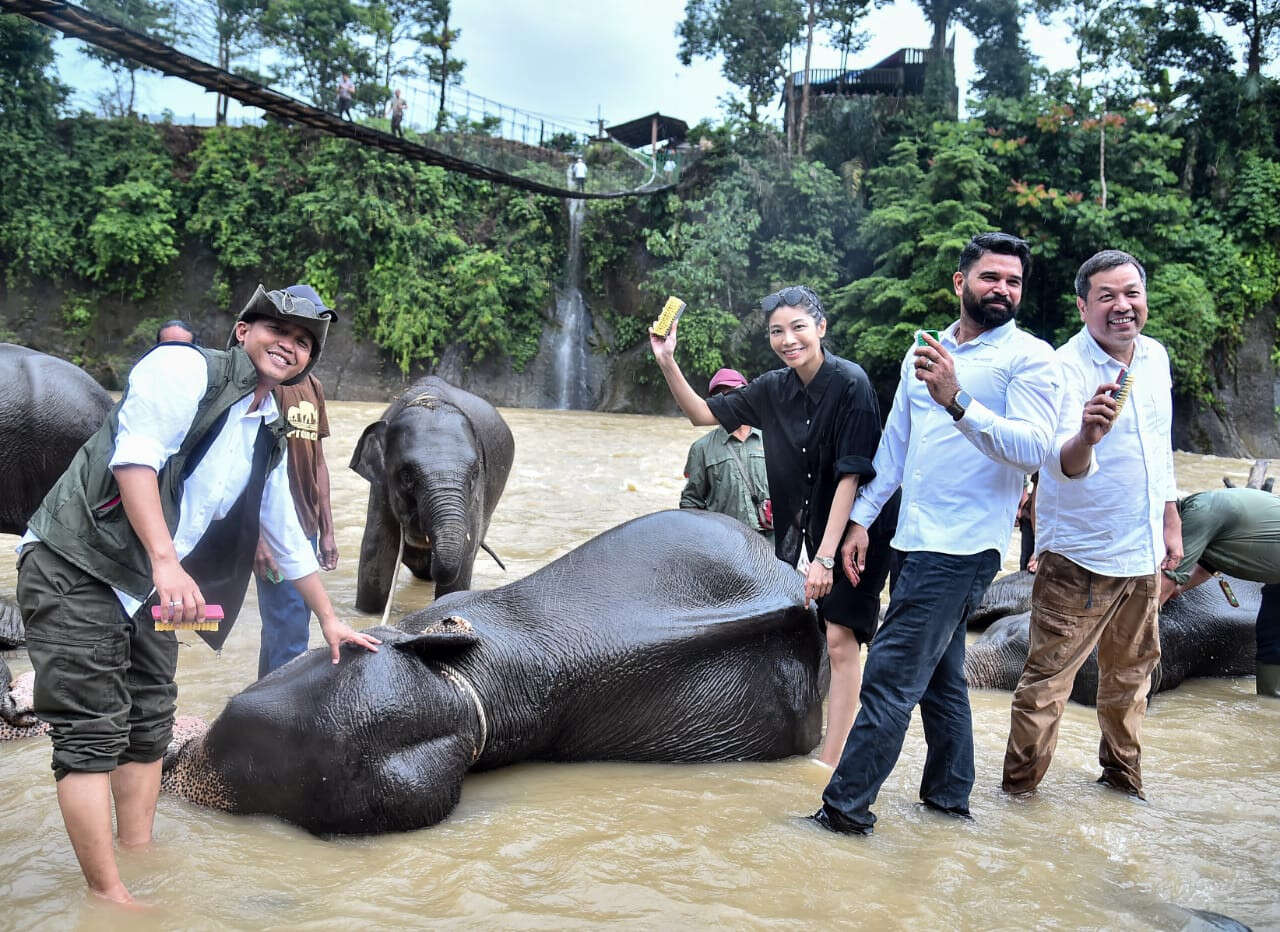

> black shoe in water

[
  {"left": 919, "top": 799, "right": 974, "bottom": 821},
  {"left": 799, "top": 806, "right": 874, "bottom": 836}
]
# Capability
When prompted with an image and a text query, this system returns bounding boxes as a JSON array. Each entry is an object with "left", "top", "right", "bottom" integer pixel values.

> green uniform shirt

[
  {"left": 680, "top": 427, "right": 771, "bottom": 537},
  {"left": 1168, "top": 488, "right": 1280, "bottom": 585}
]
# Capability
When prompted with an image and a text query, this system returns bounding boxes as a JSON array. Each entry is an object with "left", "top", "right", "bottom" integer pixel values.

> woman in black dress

[{"left": 650, "top": 285, "right": 895, "bottom": 767}]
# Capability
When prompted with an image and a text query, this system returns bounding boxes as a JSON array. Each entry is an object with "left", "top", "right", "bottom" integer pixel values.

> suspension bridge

[{"left": 1, "top": 0, "right": 693, "bottom": 199}]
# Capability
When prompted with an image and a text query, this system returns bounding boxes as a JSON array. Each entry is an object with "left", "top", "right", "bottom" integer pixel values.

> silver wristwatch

[
  {"left": 946, "top": 388, "right": 972, "bottom": 422},
  {"left": 815, "top": 555, "right": 835, "bottom": 570}
]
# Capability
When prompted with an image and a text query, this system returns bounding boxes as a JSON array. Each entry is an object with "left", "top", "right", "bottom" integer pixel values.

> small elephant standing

[
  {"left": 0, "top": 344, "right": 113, "bottom": 645},
  {"left": 351, "top": 377, "right": 514, "bottom": 612}
]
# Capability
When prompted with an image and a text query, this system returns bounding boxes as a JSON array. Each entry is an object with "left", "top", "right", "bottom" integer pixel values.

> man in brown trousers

[{"left": 1001, "top": 250, "right": 1182, "bottom": 800}]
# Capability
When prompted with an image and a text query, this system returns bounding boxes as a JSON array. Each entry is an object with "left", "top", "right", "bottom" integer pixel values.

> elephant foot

[
  {"left": 2, "top": 670, "right": 47, "bottom": 740},
  {"left": 0, "top": 597, "right": 25, "bottom": 649},
  {"left": 1258, "top": 662, "right": 1280, "bottom": 698}
]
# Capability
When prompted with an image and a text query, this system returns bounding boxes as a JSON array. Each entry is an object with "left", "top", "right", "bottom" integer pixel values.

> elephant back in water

[
  {"left": 964, "top": 573, "right": 1259, "bottom": 704},
  {"left": 351, "top": 376, "right": 514, "bottom": 611},
  {"left": 0, "top": 343, "right": 112, "bottom": 536},
  {"left": 163, "top": 510, "right": 824, "bottom": 835}
]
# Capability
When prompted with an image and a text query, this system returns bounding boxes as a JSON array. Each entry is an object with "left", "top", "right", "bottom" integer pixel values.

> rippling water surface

[{"left": 1, "top": 405, "right": 1276, "bottom": 930}]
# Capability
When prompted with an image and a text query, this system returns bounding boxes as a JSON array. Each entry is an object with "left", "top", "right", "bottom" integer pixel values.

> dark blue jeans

[
  {"left": 821, "top": 549, "right": 1000, "bottom": 830},
  {"left": 256, "top": 535, "right": 317, "bottom": 679}
]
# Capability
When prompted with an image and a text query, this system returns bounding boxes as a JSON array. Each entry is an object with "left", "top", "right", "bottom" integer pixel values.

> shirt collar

[
  {"left": 945, "top": 316, "right": 1018, "bottom": 348},
  {"left": 1079, "top": 326, "right": 1147, "bottom": 368},
  {"left": 235, "top": 390, "right": 279, "bottom": 422},
  {"left": 796, "top": 350, "right": 836, "bottom": 403}
]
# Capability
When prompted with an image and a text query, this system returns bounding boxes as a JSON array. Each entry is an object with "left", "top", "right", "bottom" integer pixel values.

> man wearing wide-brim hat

[{"left": 17, "top": 284, "right": 380, "bottom": 904}]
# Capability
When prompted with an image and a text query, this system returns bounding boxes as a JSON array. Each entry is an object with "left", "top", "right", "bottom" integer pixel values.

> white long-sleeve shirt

[
  {"left": 851, "top": 317, "right": 1062, "bottom": 556},
  {"left": 24, "top": 346, "right": 317, "bottom": 615},
  {"left": 1035, "top": 328, "right": 1176, "bottom": 577}
]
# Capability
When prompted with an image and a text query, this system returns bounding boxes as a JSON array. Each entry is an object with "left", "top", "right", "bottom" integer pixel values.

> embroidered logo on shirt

[{"left": 286, "top": 400, "right": 319, "bottom": 441}]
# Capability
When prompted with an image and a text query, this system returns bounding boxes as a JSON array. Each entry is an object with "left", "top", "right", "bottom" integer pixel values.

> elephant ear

[
  {"left": 350, "top": 421, "right": 387, "bottom": 483},
  {"left": 393, "top": 615, "right": 482, "bottom": 661}
]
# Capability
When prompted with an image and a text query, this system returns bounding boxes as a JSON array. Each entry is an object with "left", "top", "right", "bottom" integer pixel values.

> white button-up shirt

[
  {"left": 24, "top": 346, "right": 317, "bottom": 615},
  {"left": 851, "top": 318, "right": 1062, "bottom": 556},
  {"left": 1035, "top": 328, "right": 1176, "bottom": 577}
]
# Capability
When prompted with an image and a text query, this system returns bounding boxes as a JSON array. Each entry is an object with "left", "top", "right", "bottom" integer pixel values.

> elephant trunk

[
  {"left": 962, "top": 645, "right": 1021, "bottom": 691},
  {"left": 419, "top": 484, "right": 473, "bottom": 588}
]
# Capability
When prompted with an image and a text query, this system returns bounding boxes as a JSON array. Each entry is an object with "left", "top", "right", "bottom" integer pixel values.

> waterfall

[{"left": 553, "top": 189, "right": 591, "bottom": 409}]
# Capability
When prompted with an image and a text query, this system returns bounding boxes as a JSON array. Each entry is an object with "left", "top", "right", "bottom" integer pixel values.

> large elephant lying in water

[
  {"left": 351, "top": 376, "right": 514, "bottom": 612},
  {"left": 964, "top": 572, "right": 1258, "bottom": 704},
  {"left": 163, "top": 510, "right": 824, "bottom": 835},
  {"left": 0, "top": 344, "right": 113, "bottom": 646}
]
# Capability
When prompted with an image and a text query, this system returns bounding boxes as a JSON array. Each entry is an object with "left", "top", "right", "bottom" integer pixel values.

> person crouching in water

[
  {"left": 649, "top": 286, "right": 896, "bottom": 767},
  {"left": 16, "top": 285, "right": 381, "bottom": 904}
]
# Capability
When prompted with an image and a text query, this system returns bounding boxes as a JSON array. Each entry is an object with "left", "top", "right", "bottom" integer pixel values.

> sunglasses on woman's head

[{"left": 761, "top": 286, "right": 821, "bottom": 314}]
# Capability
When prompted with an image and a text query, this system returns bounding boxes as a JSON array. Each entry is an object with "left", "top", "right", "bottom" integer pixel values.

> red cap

[{"left": 708, "top": 368, "right": 748, "bottom": 393}]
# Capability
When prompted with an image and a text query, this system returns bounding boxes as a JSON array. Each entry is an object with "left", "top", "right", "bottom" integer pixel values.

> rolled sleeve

[
  {"left": 833, "top": 382, "right": 880, "bottom": 482},
  {"left": 260, "top": 451, "right": 319, "bottom": 580},
  {"left": 954, "top": 348, "right": 1061, "bottom": 473},
  {"left": 109, "top": 347, "right": 207, "bottom": 471},
  {"left": 1166, "top": 495, "right": 1211, "bottom": 584}
]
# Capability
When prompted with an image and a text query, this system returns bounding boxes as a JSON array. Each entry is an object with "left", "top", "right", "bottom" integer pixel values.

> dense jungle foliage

[{"left": 1, "top": 3, "right": 1279, "bottom": 417}]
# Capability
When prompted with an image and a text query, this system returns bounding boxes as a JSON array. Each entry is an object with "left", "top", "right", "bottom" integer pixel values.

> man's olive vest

[{"left": 28, "top": 344, "right": 287, "bottom": 603}]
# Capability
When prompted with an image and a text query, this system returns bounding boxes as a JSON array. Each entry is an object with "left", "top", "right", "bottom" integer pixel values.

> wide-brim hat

[{"left": 226, "top": 284, "right": 337, "bottom": 385}]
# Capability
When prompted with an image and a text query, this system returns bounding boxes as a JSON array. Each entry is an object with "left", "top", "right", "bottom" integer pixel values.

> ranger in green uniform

[
  {"left": 1160, "top": 487, "right": 1280, "bottom": 697},
  {"left": 679, "top": 368, "right": 772, "bottom": 543}
]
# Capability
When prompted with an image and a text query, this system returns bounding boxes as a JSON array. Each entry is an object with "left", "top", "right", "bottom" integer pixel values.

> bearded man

[{"left": 809, "top": 232, "right": 1063, "bottom": 835}]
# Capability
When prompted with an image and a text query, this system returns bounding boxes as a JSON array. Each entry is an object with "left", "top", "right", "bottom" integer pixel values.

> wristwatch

[
  {"left": 946, "top": 388, "right": 972, "bottom": 422},
  {"left": 815, "top": 555, "right": 835, "bottom": 570}
]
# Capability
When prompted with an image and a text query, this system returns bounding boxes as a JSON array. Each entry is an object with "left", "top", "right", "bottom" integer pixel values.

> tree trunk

[
  {"left": 797, "top": 0, "right": 816, "bottom": 157},
  {"left": 1247, "top": 0, "right": 1262, "bottom": 77},
  {"left": 1099, "top": 93, "right": 1107, "bottom": 211},
  {"left": 435, "top": 10, "right": 450, "bottom": 131}
]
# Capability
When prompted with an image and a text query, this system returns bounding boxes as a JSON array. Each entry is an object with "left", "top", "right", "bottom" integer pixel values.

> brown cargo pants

[{"left": 1001, "top": 551, "right": 1160, "bottom": 798}]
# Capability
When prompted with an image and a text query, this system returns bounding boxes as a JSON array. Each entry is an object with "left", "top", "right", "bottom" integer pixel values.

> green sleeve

[
  {"left": 680, "top": 442, "right": 708, "bottom": 510},
  {"left": 1165, "top": 496, "right": 1212, "bottom": 585}
]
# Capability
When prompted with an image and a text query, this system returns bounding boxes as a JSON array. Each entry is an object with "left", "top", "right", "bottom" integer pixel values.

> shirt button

[
  {"left": 804, "top": 499, "right": 809, "bottom": 505},
  {"left": 802, "top": 447, "right": 806, "bottom": 453},
  {"left": 806, "top": 419, "right": 810, "bottom": 425},
  {"left": 807, "top": 473, "right": 812, "bottom": 479}
]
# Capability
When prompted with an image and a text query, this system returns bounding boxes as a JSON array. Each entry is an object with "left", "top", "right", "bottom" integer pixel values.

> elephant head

[
  {"left": 352, "top": 397, "right": 486, "bottom": 593},
  {"left": 162, "top": 620, "right": 488, "bottom": 834}
]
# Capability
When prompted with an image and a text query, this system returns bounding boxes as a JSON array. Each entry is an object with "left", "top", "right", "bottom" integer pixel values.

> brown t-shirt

[{"left": 274, "top": 374, "right": 330, "bottom": 539}]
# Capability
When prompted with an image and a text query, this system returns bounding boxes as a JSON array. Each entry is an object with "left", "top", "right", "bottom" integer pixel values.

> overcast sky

[{"left": 51, "top": 0, "right": 1249, "bottom": 130}]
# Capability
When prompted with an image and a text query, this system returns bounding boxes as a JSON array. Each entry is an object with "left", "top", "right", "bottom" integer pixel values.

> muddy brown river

[{"left": 1, "top": 404, "right": 1277, "bottom": 929}]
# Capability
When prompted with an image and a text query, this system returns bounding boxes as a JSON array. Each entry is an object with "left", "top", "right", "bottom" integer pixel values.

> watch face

[{"left": 957, "top": 390, "right": 972, "bottom": 408}]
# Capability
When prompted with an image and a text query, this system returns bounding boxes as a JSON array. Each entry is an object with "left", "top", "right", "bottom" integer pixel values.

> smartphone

[{"left": 915, "top": 329, "right": 941, "bottom": 347}]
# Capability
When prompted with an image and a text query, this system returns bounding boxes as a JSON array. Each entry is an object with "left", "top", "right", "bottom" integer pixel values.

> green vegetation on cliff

[{"left": 1, "top": 6, "right": 1279, "bottom": 440}]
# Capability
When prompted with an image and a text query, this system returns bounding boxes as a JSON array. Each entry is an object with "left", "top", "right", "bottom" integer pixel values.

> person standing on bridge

[
  {"left": 389, "top": 89, "right": 406, "bottom": 139},
  {"left": 337, "top": 73, "right": 355, "bottom": 121},
  {"left": 572, "top": 155, "right": 587, "bottom": 192}
]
